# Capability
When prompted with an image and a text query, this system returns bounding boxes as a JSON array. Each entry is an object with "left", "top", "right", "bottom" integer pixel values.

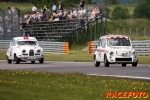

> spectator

[
  {"left": 58, "top": 1, "right": 63, "bottom": 11},
  {"left": 42, "top": 5, "right": 47, "bottom": 14},
  {"left": 79, "top": 0, "right": 85, "bottom": 8},
  {"left": 32, "top": 4, "right": 37, "bottom": 14},
  {"left": 57, "top": 10, "right": 63, "bottom": 20},
  {"left": 52, "top": 3, "right": 57, "bottom": 13},
  {"left": 62, "top": 9, "right": 68, "bottom": 19},
  {"left": 72, "top": 8, "right": 78, "bottom": 18},
  {"left": 68, "top": 8, "right": 73, "bottom": 20}
]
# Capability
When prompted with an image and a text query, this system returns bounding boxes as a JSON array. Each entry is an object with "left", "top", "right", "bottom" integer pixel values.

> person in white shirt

[
  {"left": 72, "top": 8, "right": 78, "bottom": 18},
  {"left": 52, "top": 3, "right": 57, "bottom": 13},
  {"left": 32, "top": 5, "right": 37, "bottom": 14}
]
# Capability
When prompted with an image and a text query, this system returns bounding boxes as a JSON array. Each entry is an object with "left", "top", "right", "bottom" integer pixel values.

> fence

[
  {"left": 88, "top": 40, "right": 150, "bottom": 56},
  {"left": 0, "top": 8, "right": 20, "bottom": 40},
  {"left": 0, "top": 40, "right": 69, "bottom": 54}
]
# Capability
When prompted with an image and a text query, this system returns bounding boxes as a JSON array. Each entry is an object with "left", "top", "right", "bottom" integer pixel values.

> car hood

[
  {"left": 109, "top": 46, "right": 132, "bottom": 55},
  {"left": 17, "top": 45, "right": 42, "bottom": 51}
]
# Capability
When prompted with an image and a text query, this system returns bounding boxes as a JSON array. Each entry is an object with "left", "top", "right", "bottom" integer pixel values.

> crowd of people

[
  {"left": 0, "top": 6, "right": 19, "bottom": 39},
  {"left": 21, "top": 0, "right": 103, "bottom": 25}
]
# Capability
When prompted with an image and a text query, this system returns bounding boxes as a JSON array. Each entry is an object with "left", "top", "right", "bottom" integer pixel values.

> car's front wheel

[
  {"left": 132, "top": 59, "right": 138, "bottom": 67},
  {"left": 6, "top": 56, "right": 12, "bottom": 64},
  {"left": 39, "top": 58, "right": 44, "bottom": 64},
  {"left": 104, "top": 55, "right": 109, "bottom": 67},
  {"left": 15, "top": 55, "right": 20, "bottom": 64},
  {"left": 94, "top": 55, "right": 100, "bottom": 67}
]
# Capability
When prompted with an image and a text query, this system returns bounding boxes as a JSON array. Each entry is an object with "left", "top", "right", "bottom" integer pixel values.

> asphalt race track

[{"left": 0, "top": 60, "right": 150, "bottom": 80}]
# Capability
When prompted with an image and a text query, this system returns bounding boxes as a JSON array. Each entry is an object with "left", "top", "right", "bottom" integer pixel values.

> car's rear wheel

[
  {"left": 122, "top": 63, "right": 127, "bottom": 67},
  {"left": 132, "top": 59, "right": 138, "bottom": 67},
  {"left": 104, "top": 55, "right": 109, "bottom": 67},
  {"left": 94, "top": 56, "right": 100, "bottom": 67},
  {"left": 31, "top": 61, "right": 35, "bottom": 64},
  {"left": 39, "top": 58, "right": 44, "bottom": 64},
  {"left": 6, "top": 56, "right": 12, "bottom": 64}
]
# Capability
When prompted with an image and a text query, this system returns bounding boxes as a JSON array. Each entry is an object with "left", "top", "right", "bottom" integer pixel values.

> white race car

[
  {"left": 6, "top": 36, "right": 44, "bottom": 64},
  {"left": 94, "top": 35, "right": 138, "bottom": 67}
]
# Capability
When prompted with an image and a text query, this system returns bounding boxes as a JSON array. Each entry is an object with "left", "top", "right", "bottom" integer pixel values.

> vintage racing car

[
  {"left": 94, "top": 35, "right": 138, "bottom": 67},
  {"left": 6, "top": 36, "right": 44, "bottom": 64}
]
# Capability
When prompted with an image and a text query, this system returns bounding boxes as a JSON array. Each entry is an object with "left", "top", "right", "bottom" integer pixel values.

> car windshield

[
  {"left": 107, "top": 38, "right": 131, "bottom": 46},
  {"left": 17, "top": 41, "right": 37, "bottom": 45}
]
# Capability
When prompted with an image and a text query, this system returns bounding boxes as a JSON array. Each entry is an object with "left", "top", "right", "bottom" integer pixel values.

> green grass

[{"left": 0, "top": 70, "right": 150, "bottom": 100}]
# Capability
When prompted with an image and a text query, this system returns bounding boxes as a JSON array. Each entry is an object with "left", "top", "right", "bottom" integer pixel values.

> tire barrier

[{"left": 88, "top": 41, "right": 150, "bottom": 56}]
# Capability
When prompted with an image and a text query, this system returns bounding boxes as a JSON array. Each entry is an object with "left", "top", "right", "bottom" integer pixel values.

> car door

[
  {"left": 96, "top": 39, "right": 102, "bottom": 61},
  {"left": 100, "top": 38, "right": 106, "bottom": 62}
]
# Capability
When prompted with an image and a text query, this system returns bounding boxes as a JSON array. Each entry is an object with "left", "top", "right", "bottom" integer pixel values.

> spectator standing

[
  {"left": 42, "top": 5, "right": 47, "bottom": 21},
  {"left": 52, "top": 3, "right": 57, "bottom": 13},
  {"left": 58, "top": 1, "right": 63, "bottom": 11},
  {"left": 32, "top": 4, "right": 37, "bottom": 14},
  {"left": 79, "top": 0, "right": 85, "bottom": 8}
]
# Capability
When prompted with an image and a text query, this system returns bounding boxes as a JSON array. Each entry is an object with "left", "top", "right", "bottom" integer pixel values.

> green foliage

[
  {"left": 29, "top": 0, "right": 76, "bottom": 8},
  {"left": 134, "top": 0, "right": 150, "bottom": 18},
  {"left": 101, "top": 0, "right": 120, "bottom": 5},
  {"left": 112, "top": 6, "right": 130, "bottom": 20}
]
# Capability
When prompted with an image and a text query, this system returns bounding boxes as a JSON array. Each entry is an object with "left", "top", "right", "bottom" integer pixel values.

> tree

[
  {"left": 112, "top": 6, "right": 130, "bottom": 20},
  {"left": 134, "top": 0, "right": 150, "bottom": 18},
  {"left": 101, "top": 0, "right": 120, "bottom": 5}
]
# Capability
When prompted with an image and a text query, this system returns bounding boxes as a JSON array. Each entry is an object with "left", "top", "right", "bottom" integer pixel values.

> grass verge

[{"left": 0, "top": 70, "right": 150, "bottom": 100}]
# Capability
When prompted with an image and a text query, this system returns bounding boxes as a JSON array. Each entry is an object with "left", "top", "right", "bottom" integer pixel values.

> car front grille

[
  {"left": 29, "top": 49, "right": 34, "bottom": 56},
  {"left": 116, "top": 58, "right": 132, "bottom": 61}
]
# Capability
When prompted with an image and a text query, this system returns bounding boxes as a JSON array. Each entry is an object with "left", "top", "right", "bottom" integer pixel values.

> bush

[
  {"left": 134, "top": 0, "right": 150, "bottom": 19},
  {"left": 112, "top": 6, "right": 130, "bottom": 20}
]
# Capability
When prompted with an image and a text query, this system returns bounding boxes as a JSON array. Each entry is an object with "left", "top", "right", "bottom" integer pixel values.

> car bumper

[
  {"left": 18, "top": 55, "right": 44, "bottom": 61},
  {"left": 107, "top": 55, "right": 137, "bottom": 63}
]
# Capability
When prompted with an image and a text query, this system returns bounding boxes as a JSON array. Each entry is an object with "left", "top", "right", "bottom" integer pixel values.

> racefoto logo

[{"left": 106, "top": 91, "right": 148, "bottom": 98}]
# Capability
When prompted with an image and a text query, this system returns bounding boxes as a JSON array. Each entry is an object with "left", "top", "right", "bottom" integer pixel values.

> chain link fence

[{"left": 0, "top": 7, "right": 20, "bottom": 40}]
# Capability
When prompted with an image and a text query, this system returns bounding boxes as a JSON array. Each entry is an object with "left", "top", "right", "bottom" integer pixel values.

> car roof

[
  {"left": 13, "top": 36, "right": 37, "bottom": 41},
  {"left": 100, "top": 35, "right": 130, "bottom": 39}
]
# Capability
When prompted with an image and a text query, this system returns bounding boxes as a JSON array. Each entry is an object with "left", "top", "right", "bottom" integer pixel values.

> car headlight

[
  {"left": 109, "top": 51, "right": 114, "bottom": 56},
  {"left": 132, "top": 51, "right": 136, "bottom": 56},
  {"left": 37, "top": 49, "right": 41, "bottom": 53},
  {"left": 22, "top": 49, "right": 26, "bottom": 53}
]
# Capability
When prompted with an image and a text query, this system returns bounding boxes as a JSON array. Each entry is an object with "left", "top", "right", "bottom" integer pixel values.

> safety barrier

[
  {"left": 88, "top": 41, "right": 150, "bottom": 56},
  {"left": 0, "top": 40, "right": 69, "bottom": 54}
]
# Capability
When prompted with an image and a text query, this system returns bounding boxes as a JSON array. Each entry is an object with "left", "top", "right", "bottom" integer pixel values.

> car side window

[
  {"left": 98, "top": 39, "right": 101, "bottom": 47},
  {"left": 101, "top": 38, "right": 106, "bottom": 48},
  {"left": 12, "top": 39, "right": 16, "bottom": 46}
]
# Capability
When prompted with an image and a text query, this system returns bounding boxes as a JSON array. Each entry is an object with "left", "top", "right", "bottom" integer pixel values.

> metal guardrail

[
  {"left": 0, "top": 40, "right": 69, "bottom": 54},
  {"left": 88, "top": 41, "right": 150, "bottom": 56}
]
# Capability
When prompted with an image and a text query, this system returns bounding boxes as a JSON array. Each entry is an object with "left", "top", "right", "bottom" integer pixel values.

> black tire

[
  {"left": 7, "top": 56, "right": 12, "bottom": 64},
  {"left": 39, "top": 58, "right": 44, "bottom": 64},
  {"left": 94, "top": 56, "right": 100, "bottom": 67},
  {"left": 122, "top": 63, "right": 127, "bottom": 67},
  {"left": 31, "top": 61, "right": 35, "bottom": 64},
  {"left": 104, "top": 55, "right": 109, "bottom": 67},
  {"left": 15, "top": 55, "right": 20, "bottom": 64},
  {"left": 132, "top": 59, "right": 138, "bottom": 67}
]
